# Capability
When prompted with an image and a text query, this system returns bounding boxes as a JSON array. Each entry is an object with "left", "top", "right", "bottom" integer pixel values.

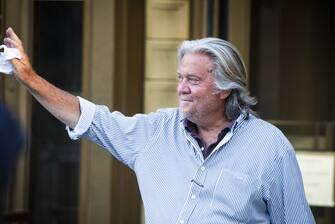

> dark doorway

[{"left": 31, "top": 1, "right": 83, "bottom": 223}]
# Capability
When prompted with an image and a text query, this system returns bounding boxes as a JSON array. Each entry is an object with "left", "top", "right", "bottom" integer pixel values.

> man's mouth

[{"left": 180, "top": 98, "right": 192, "bottom": 102}]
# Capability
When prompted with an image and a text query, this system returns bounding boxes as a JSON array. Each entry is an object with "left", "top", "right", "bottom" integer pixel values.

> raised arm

[{"left": 4, "top": 27, "right": 80, "bottom": 128}]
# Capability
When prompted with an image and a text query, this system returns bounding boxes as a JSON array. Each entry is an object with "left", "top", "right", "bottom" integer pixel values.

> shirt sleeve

[
  {"left": 265, "top": 148, "right": 316, "bottom": 224},
  {"left": 66, "top": 96, "right": 164, "bottom": 169},
  {"left": 66, "top": 96, "right": 96, "bottom": 140}
]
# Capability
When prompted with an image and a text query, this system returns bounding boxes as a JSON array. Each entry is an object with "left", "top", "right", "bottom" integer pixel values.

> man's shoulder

[
  {"left": 145, "top": 107, "right": 181, "bottom": 123},
  {"left": 238, "top": 116, "right": 295, "bottom": 167},
  {"left": 245, "top": 115, "right": 283, "bottom": 134},
  {"left": 243, "top": 115, "right": 293, "bottom": 150},
  {"left": 155, "top": 107, "right": 179, "bottom": 114},
  {"left": 151, "top": 107, "right": 180, "bottom": 118}
]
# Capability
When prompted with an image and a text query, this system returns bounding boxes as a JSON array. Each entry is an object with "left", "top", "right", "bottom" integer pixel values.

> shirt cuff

[{"left": 66, "top": 96, "right": 96, "bottom": 140}]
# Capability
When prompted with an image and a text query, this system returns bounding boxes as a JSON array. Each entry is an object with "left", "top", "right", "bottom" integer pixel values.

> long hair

[{"left": 178, "top": 38, "right": 257, "bottom": 120}]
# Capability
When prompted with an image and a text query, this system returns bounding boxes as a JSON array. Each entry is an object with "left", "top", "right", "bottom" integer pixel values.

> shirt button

[
  {"left": 179, "top": 219, "right": 185, "bottom": 224},
  {"left": 191, "top": 194, "right": 196, "bottom": 199},
  {"left": 200, "top": 166, "right": 205, "bottom": 171}
]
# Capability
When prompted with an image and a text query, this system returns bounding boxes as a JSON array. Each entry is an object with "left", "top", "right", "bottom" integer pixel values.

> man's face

[{"left": 177, "top": 53, "right": 227, "bottom": 123}]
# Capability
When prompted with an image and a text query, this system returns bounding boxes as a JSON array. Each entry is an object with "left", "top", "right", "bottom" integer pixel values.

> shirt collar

[
  {"left": 183, "top": 118, "right": 235, "bottom": 134},
  {"left": 179, "top": 109, "right": 248, "bottom": 133},
  {"left": 183, "top": 118, "right": 235, "bottom": 143}
]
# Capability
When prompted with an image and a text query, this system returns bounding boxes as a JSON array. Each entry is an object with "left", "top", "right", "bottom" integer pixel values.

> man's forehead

[
  {"left": 177, "top": 70, "right": 212, "bottom": 76},
  {"left": 178, "top": 56, "right": 213, "bottom": 73},
  {"left": 180, "top": 52, "right": 213, "bottom": 63}
]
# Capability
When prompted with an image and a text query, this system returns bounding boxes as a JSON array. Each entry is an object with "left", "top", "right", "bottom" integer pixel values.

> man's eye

[{"left": 188, "top": 78, "right": 200, "bottom": 85}]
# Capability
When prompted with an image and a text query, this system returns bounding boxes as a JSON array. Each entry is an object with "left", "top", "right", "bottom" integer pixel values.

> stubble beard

[{"left": 180, "top": 105, "right": 203, "bottom": 125}]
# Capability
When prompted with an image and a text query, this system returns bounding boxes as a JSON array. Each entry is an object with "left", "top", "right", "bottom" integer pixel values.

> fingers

[
  {"left": 4, "top": 37, "right": 16, "bottom": 48},
  {"left": 6, "top": 27, "right": 22, "bottom": 46},
  {"left": 4, "top": 37, "right": 24, "bottom": 52},
  {"left": 3, "top": 28, "right": 24, "bottom": 51}
]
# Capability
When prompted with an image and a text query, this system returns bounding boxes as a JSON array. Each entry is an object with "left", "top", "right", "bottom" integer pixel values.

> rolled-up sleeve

[{"left": 66, "top": 96, "right": 96, "bottom": 140}]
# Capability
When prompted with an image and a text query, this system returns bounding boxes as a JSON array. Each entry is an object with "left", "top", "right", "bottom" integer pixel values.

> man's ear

[{"left": 219, "top": 90, "right": 231, "bottom": 100}]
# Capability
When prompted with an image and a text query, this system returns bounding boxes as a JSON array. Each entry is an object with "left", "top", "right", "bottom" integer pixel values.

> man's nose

[{"left": 177, "top": 79, "right": 190, "bottom": 94}]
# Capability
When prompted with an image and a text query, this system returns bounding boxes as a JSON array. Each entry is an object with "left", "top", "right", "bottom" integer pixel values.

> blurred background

[{"left": 0, "top": 0, "right": 334, "bottom": 223}]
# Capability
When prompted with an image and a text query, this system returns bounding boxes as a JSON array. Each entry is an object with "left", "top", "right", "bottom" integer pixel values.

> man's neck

[
  {"left": 190, "top": 116, "right": 231, "bottom": 148},
  {"left": 190, "top": 112, "right": 228, "bottom": 131}
]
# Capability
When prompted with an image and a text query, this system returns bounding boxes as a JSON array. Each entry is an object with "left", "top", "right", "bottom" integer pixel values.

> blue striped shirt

[{"left": 67, "top": 97, "right": 315, "bottom": 224}]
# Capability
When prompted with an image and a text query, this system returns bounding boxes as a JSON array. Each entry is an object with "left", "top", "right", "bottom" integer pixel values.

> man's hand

[{"left": 4, "top": 27, "right": 35, "bottom": 84}]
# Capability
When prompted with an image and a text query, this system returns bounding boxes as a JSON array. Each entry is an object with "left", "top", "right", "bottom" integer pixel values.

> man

[{"left": 5, "top": 27, "right": 315, "bottom": 223}]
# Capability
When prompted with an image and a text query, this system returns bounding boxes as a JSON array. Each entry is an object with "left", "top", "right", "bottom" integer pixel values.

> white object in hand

[{"left": 0, "top": 44, "right": 22, "bottom": 75}]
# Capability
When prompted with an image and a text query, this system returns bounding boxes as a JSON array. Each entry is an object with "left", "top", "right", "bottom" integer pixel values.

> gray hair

[{"left": 177, "top": 37, "right": 257, "bottom": 120}]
